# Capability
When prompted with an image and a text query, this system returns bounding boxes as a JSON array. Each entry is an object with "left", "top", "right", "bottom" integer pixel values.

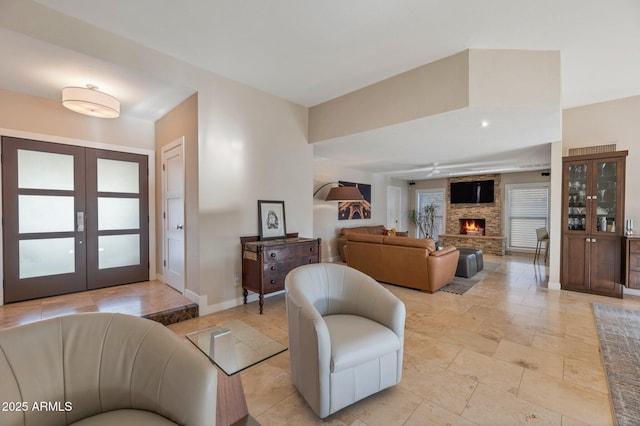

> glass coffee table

[{"left": 186, "top": 319, "right": 287, "bottom": 425}]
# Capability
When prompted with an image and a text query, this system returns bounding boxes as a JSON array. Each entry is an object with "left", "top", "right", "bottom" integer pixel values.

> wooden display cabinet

[{"left": 561, "top": 151, "right": 627, "bottom": 297}]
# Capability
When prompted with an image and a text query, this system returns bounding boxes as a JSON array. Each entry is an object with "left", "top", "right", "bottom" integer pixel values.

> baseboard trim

[
  {"left": 198, "top": 290, "right": 285, "bottom": 316},
  {"left": 548, "top": 281, "right": 561, "bottom": 290}
]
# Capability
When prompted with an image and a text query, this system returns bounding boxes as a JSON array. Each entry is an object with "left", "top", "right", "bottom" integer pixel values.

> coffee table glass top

[{"left": 186, "top": 319, "right": 287, "bottom": 376}]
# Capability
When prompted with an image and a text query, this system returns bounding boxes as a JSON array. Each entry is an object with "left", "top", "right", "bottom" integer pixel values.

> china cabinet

[{"left": 561, "top": 151, "right": 627, "bottom": 297}]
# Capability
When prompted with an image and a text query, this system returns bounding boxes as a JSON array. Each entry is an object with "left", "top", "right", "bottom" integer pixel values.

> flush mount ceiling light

[{"left": 62, "top": 84, "right": 120, "bottom": 118}]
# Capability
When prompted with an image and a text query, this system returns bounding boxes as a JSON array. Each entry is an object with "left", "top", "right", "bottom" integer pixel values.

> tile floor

[
  {"left": 0, "top": 281, "right": 194, "bottom": 331},
  {"left": 1, "top": 254, "right": 638, "bottom": 425}
]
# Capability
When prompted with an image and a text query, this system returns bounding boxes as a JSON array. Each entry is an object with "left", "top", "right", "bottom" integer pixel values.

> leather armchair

[
  {"left": 285, "top": 263, "right": 405, "bottom": 418},
  {"left": 0, "top": 313, "right": 217, "bottom": 426}
]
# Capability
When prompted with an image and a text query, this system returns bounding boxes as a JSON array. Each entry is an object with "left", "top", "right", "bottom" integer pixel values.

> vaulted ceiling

[{"left": 1, "top": 0, "right": 639, "bottom": 179}]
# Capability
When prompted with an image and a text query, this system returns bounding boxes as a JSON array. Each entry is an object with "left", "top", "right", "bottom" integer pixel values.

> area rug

[
  {"left": 592, "top": 303, "right": 640, "bottom": 425},
  {"left": 437, "top": 262, "right": 499, "bottom": 295}
]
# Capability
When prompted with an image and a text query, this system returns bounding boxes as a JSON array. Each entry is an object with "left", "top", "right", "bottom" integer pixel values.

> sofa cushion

[
  {"left": 347, "top": 233, "right": 385, "bottom": 244},
  {"left": 71, "top": 409, "right": 179, "bottom": 425},
  {"left": 324, "top": 314, "right": 400, "bottom": 373},
  {"left": 340, "top": 225, "right": 385, "bottom": 237},
  {"left": 383, "top": 236, "right": 435, "bottom": 252}
]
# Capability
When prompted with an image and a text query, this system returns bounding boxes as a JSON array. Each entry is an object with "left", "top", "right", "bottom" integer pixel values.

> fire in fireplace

[{"left": 460, "top": 219, "right": 486, "bottom": 236}]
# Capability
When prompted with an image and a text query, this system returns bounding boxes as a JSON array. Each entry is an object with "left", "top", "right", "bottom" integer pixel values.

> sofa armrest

[
  {"left": 426, "top": 248, "right": 459, "bottom": 292},
  {"left": 396, "top": 231, "right": 409, "bottom": 237}
]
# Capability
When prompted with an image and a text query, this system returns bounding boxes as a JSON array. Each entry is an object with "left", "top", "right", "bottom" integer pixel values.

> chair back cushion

[{"left": 0, "top": 313, "right": 216, "bottom": 426}]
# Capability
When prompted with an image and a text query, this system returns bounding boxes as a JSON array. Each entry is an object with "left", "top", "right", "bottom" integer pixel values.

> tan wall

[
  {"left": 155, "top": 93, "right": 199, "bottom": 294},
  {"left": 309, "top": 50, "right": 470, "bottom": 142},
  {"left": 0, "top": 88, "right": 154, "bottom": 149},
  {"left": 469, "top": 50, "right": 561, "bottom": 107}
]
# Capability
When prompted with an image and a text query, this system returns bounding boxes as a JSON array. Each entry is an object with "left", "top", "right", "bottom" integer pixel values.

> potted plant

[{"left": 409, "top": 202, "right": 439, "bottom": 241}]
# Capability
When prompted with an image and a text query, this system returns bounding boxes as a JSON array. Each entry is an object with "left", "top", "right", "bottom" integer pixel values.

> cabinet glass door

[
  {"left": 595, "top": 160, "right": 617, "bottom": 233},
  {"left": 567, "top": 163, "right": 588, "bottom": 232}
]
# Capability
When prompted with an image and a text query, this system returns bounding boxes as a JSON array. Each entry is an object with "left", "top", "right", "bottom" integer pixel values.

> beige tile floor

[
  {"left": 166, "top": 254, "right": 640, "bottom": 426},
  {"left": 1, "top": 254, "right": 638, "bottom": 425},
  {"left": 0, "top": 281, "right": 194, "bottom": 331}
]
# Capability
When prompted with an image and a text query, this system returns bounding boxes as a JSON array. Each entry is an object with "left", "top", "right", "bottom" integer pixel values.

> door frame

[
  {"left": 161, "top": 137, "right": 186, "bottom": 293},
  {"left": 0, "top": 129, "right": 156, "bottom": 306}
]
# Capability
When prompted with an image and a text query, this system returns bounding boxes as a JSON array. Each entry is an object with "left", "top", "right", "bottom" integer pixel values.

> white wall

[{"left": 313, "top": 159, "right": 407, "bottom": 262}]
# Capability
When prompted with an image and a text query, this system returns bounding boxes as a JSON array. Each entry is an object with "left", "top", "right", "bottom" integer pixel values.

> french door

[{"left": 2, "top": 137, "right": 149, "bottom": 303}]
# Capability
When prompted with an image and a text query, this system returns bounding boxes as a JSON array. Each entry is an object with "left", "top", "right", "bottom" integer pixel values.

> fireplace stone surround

[{"left": 439, "top": 174, "right": 506, "bottom": 255}]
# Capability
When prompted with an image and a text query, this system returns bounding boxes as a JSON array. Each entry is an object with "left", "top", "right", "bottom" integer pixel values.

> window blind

[{"left": 507, "top": 185, "right": 549, "bottom": 250}]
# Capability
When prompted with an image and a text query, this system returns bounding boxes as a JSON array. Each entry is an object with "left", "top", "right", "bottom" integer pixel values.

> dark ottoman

[
  {"left": 456, "top": 252, "right": 477, "bottom": 278},
  {"left": 459, "top": 248, "right": 484, "bottom": 272}
]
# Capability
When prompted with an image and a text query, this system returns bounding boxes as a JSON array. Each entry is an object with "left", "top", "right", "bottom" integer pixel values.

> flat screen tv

[{"left": 450, "top": 180, "right": 494, "bottom": 204}]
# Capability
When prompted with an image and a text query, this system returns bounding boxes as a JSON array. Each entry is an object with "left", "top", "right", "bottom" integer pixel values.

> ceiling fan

[{"left": 426, "top": 162, "right": 441, "bottom": 177}]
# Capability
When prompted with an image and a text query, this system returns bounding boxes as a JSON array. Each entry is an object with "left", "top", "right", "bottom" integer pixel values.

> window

[
  {"left": 415, "top": 189, "right": 445, "bottom": 238},
  {"left": 506, "top": 183, "right": 550, "bottom": 250}
]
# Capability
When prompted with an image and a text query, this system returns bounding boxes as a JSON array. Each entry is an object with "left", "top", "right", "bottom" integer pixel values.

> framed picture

[
  {"left": 338, "top": 181, "right": 372, "bottom": 220},
  {"left": 258, "top": 200, "right": 287, "bottom": 240}
]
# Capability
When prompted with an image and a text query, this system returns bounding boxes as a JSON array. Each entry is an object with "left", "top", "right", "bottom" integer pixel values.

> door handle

[
  {"left": 176, "top": 224, "right": 183, "bottom": 230},
  {"left": 77, "top": 212, "right": 85, "bottom": 232}
]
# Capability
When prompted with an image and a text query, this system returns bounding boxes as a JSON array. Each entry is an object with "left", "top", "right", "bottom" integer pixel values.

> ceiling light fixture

[
  {"left": 481, "top": 120, "right": 490, "bottom": 128},
  {"left": 62, "top": 84, "right": 120, "bottom": 118}
]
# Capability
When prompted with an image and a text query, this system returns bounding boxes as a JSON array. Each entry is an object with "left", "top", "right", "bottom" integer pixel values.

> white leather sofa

[
  {"left": 285, "top": 263, "right": 405, "bottom": 418},
  {"left": 0, "top": 313, "right": 217, "bottom": 426}
]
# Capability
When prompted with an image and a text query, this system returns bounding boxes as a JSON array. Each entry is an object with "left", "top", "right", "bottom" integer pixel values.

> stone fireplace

[
  {"left": 438, "top": 174, "right": 506, "bottom": 255},
  {"left": 459, "top": 219, "right": 486, "bottom": 236}
]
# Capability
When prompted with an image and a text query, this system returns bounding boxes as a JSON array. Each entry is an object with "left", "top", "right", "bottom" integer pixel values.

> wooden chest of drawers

[
  {"left": 241, "top": 236, "right": 321, "bottom": 313},
  {"left": 625, "top": 237, "right": 640, "bottom": 289}
]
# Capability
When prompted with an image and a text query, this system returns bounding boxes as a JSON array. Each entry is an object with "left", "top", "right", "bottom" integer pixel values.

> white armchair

[{"left": 285, "top": 263, "right": 405, "bottom": 418}]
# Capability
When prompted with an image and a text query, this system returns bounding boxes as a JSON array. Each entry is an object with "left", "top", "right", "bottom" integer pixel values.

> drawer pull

[
  {"left": 270, "top": 252, "right": 276, "bottom": 258},
  {"left": 309, "top": 247, "right": 315, "bottom": 252},
  {"left": 270, "top": 279, "right": 276, "bottom": 284},
  {"left": 270, "top": 266, "right": 276, "bottom": 271},
  {"left": 308, "top": 258, "right": 314, "bottom": 263}
]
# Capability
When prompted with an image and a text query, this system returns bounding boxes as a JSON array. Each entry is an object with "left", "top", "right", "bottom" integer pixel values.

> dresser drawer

[
  {"left": 630, "top": 240, "right": 640, "bottom": 253},
  {"left": 264, "top": 243, "right": 318, "bottom": 263}
]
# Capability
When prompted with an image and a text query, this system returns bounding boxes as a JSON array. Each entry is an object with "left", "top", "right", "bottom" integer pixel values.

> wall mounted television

[{"left": 450, "top": 180, "right": 495, "bottom": 204}]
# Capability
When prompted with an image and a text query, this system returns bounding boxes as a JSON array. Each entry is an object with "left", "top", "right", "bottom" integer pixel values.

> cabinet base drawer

[{"left": 628, "top": 271, "right": 640, "bottom": 289}]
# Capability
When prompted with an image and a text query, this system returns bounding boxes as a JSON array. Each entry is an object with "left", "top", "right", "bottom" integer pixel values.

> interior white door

[
  {"left": 387, "top": 186, "right": 402, "bottom": 230},
  {"left": 162, "top": 139, "right": 185, "bottom": 293}
]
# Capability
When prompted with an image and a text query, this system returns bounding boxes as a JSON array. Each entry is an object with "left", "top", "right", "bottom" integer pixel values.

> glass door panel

[
  {"left": 18, "top": 195, "right": 75, "bottom": 233},
  {"left": 19, "top": 238, "right": 76, "bottom": 279},
  {"left": 567, "top": 163, "right": 588, "bottom": 231},
  {"left": 18, "top": 149, "right": 74, "bottom": 190},
  {"left": 595, "top": 160, "right": 617, "bottom": 233},
  {"left": 97, "top": 158, "right": 139, "bottom": 193},
  {"left": 98, "top": 235, "right": 141, "bottom": 269},
  {"left": 98, "top": 198, "right": 140, "bottom": 230}
]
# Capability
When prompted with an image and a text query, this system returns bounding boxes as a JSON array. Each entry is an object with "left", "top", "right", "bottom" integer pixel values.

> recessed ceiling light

[{"left": 481, "top": 120, "right": 490, "bottom": 128}]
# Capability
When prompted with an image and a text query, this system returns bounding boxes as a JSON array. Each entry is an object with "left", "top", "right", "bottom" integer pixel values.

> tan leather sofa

[
  {"left": 345, "top": 234, "right": 459, "bottom": 293},
  {"left": 286, "top": 263, "right": 405, "bottom": 418},
  {"left": 0, "top": 313, "right": 217, "bottom": 426},
  {"left": 337, "top": 225, "right": 408, "bottom": 260}
]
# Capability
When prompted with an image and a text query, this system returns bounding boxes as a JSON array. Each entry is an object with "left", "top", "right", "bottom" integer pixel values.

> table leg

[
  {"left": 216, "top": 369, "right": 248, "bottom": 426},
  {"left": 243, "top": 289, "right": 248, "bottom": 304},
  {"left": 259, "top": 294, "right": 264, "bottom": 314}
]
